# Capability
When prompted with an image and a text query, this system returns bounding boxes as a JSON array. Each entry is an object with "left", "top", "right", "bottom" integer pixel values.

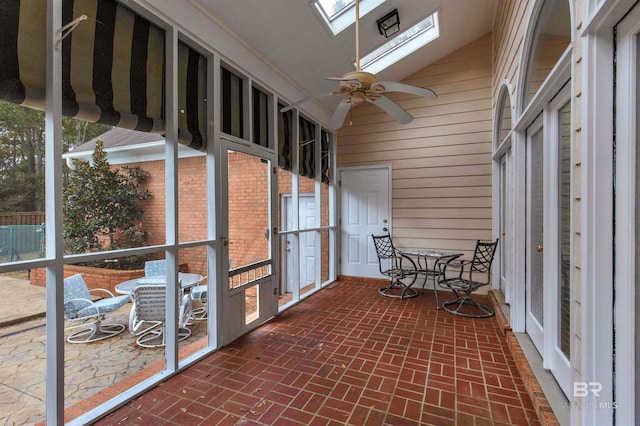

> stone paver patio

[{"left": 0, "top": 274, "right": 207, "bottom": 425}]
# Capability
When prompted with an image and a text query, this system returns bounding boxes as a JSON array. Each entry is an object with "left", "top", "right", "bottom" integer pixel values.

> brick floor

[{"left": 92, "top": 280, "right": 542, "bottom": 425}]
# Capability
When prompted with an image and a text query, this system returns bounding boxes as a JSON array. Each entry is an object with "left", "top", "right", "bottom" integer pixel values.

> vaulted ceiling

[{"left": 191, "top": 0, "right": 497, "bottom": 114}]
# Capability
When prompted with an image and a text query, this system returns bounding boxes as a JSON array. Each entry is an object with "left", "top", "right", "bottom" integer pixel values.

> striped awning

[
  {"left": 0, "top": 0, "right": 206, "bottom": 150},
  {"left": 298, "top": 117, "right": 316, "bottom": 180},
  {"left": 278, "top": 106, "right": 292, "bottom": 171},
  {"left": 320, "top": 130, "right": 330, "bottom": 185}
]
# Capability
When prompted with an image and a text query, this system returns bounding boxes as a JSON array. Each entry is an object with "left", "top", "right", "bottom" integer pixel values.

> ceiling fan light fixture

[{"left": 376, "top": 9, "right": 400, "bottom": 38}]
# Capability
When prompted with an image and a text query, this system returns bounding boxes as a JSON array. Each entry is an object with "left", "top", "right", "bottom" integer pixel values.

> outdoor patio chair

[
  {"left": 132, "top": 284, "right": 191, "bottom": 348},
  {"left": 189, "top": 276, "right": 208, "bottom": 321},
  {"left": 144, "top": 259, "right": 166, "bottom": 277},
  {"left": 63, "top": 274, "right": 130, "bottom": 343},
  {"left": 437, "top": 239, "right": 499, "bottom": 318},
  {"left": 371, "top": 234, "right": 418, "bottom": 299}
]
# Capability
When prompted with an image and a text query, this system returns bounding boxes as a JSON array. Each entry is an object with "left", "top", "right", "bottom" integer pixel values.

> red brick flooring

[{"left": 95, "top": 280, "right": 540, "bottom": 425}]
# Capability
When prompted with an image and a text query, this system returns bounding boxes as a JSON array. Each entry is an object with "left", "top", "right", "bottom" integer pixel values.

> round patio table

[{"left": 115, "top": 273, "right": 203, "bottom": 295}]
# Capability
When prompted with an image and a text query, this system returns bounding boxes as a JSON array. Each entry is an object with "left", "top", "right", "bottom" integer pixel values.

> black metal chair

[
  {"left": 371, "top": 234, "right": 418, "bottom": 299},
  {"left": 437, "top": 239, "right": 499, "bottom": 317}
]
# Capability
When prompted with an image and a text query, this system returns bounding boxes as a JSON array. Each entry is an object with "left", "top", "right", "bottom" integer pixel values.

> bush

[{"left": 63, "top": 140, "right": 151, "bottom": 269}]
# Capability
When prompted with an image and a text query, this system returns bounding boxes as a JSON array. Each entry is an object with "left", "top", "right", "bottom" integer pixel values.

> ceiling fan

[{"left": 281, "top": 0, "right": 437, "bottom": 129}]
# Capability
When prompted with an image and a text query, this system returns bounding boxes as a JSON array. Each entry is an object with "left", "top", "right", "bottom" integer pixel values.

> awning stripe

[
  {"left": 0, "top": 1, "right": 24, "bottom": 103},
  {"left": 93, "top": 0, "right": 119, "bottom": 125},
  {"left": 185, "top": 47, "right": 204, "bottom": 149},
  {"left": 0, "top": 0, "right": 206, "bottom": 150},
  {"left": 278, "top": 106, "right": 292, "bottom": 171},
  {"left": 299, "top": 117, "right": 315, "bottom": 179},
  {"left": 321, "top": 130, "right": 330, "bottom": 184}
]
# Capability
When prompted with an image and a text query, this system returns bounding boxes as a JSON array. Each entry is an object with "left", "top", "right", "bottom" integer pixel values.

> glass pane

[
  {"left": 321, "top": 229, "right": 330, "bottom": 283},
  {"left": 221, "top": 68, "right": 244, "bottom": 138},
  {"left": 178, "top": 153, "right": 207, "bottom": 243},
  {"left": 63, "top": 252, "right": 170, "bottom": 421},
  {"left": 530, "top": 127, "right": 544, "bottom": 325},
  {"left": 179, "top": 246, "right": 209, "bottom": 360},
  {"left": 0, "top": 267, "right": 46, "bottom": 424},
  {"left": 316, "top": 0, "right": 354, "bottom": 20},
  {"left": 278, "top": 233, "right": 295, "bottom": 309},
  {"left": 245, "top": 286, "right": 258, "bottom": 324},
  {"left": 524, "top": 0, "right": 571, "bottom": 107},
  {"left": 299, "top": 231, "right": 317, "bottom": 297},
  {"left": 64, "top": 129, "right": 161, "bottom": 253},
  {"left": 252, "top": 87, "right": 269, "bottom": 147},
  {"left": 0, "top": 104, "right": 48, "bottom": 265},
  {"left": 558, "top": 101, "right": 571, "bottom": 358},
  {"left": 498, "top": 90, "right": 512, "bottom": 143},
  {"left": 299, "top": 117, "right": 317, "bottom": 231},
  {"left": 227, "top": 151, "right": 269, "bottom": 270},
  {"left": 321, "top": 130, "right": 332, "bottom": 227},
  {"left": 278, "top": 106, "right": 296, "bottom": 232}
]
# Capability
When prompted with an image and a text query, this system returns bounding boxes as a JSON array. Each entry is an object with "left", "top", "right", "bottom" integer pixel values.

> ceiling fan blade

[
  {"left": 329, "top": 100, "right": 352, "bottom": 129},
  {"left": 371, "top": 81, "right": 437, "bottom": 100},
  {"left": 367, "top": 95, "right": 413, "bottom": 124},
  {"left": 280, "top": 92, "right": 343, "bottom": 112}
]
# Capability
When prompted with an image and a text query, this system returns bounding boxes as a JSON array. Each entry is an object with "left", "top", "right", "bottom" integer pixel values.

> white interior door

[
  {"left": 339, "top": 166, "right": 391, "bottom": 278},
  {"left": 282, "top": 194, "right": 316, "bottom": 292},
  {"left": 526, "top": 116, "right": 545, "bottom": 354}
]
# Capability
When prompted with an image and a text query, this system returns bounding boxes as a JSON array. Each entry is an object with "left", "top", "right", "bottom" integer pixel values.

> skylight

[
  {"left": 361, "top": 11, "right": 440, "bottom": 74},
  {"left": 313, "top": 0, "right": 386, "bottom": 35}
]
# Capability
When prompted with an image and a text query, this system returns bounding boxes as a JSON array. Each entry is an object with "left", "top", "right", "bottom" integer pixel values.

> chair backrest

[
  {"left": 144, "top": 259, "right": 166, "bottom": 277},
  {"left": 133, "top": 285, "right": 166, "bottom": 323},
  {"left": 63, "top": 274, "right": 92, "bottom": 318},
  {"left": 470, "top": 239, "right": 499, "bottom": 277},
  {"left": 371, "top": 234, "right": 395, "bottom": 260}
]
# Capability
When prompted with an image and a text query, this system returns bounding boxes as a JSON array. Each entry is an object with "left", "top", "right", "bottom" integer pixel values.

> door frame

[
  {"left": 338, "top": 165, "right": 392, "bottom": 278},
  {"left": 544, "top": 83, "right": 572, "bottom": 397},
  {"left": 614, "top": 3, "right": 640, "bottom": 421}
]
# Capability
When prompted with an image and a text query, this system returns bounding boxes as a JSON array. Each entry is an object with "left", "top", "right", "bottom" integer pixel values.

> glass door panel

[
  {"left": 526, "top": 117, "right": 544, "bottom": 353},
  {"left": 557, "top": 101, "right": 571, "bottom": 359}
]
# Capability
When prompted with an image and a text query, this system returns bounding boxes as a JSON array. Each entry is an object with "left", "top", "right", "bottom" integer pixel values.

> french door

[
  {"left": 526, "top": 115, "right": 545, "bottom": 353},
  {"left": 220, "top": 140, "right": 277, "bottom": 343},
  {"left": 525, "top": 83, "right": 572, "bottom": 397},
  {"left": 498, "top": 151, "right": 512, "bottom": 302}
]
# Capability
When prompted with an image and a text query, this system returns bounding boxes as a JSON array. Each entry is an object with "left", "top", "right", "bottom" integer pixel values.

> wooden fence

[{"left": 0, "top": 212, "right": 45, "bottom": 226}]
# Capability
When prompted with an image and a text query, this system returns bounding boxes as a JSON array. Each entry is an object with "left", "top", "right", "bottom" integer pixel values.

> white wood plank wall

[{"left": 337, "top": 34, "right": 494, "bottom": 258}]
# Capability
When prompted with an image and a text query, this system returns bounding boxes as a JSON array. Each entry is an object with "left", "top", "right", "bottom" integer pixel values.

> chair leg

[
  {"left": 135, "top": 324, "right": 192, "bottom": 348},
  {"left": 378, "top": 278, "right": 418, "bottom": 299},
  {"left": 66, "top": 320, "right": 125, "bottom": 343},
  {"left": 442, "top": 293, "right": 494, "bottom": 318}
]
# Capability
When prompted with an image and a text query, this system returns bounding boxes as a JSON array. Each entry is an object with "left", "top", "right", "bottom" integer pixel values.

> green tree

[
  {"left": 0, "top": 101, "right": 110, "bottom": 212},
  {"left": 63, "top": 140, "right": 150, "bottom": 268}
]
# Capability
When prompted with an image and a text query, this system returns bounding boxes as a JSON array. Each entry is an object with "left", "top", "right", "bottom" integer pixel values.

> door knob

[
  {"left": 383, "top": 227, "right": 388, "bottom": 232},
  {"left": 536, "top": 244, "right": 543, "bottom": 252}
]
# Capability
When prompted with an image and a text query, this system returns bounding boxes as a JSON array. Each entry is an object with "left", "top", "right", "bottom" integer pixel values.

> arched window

[
  {"left": 522, "top": 0, "right": 571, "bottom": 109},
  {"left": 495, "top": 84, "right": 512, "bottom": 147}
]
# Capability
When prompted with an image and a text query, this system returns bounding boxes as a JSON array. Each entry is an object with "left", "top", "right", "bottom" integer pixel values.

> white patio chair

[
  {"left": 132, "top": 284, "right": 191, "bottom": 348},
  {"left": 144, "top": 259, "right": 166, "bottom": 277},
  {"left": 189, "top": 276, "right": 208, "bottom": 321},
  {"left": 63, "top": 274, "right": 130, "bottom": 343}
]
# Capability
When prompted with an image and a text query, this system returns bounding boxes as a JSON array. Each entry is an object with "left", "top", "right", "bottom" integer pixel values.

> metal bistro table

[
  {"left": 399, "top": 249, "right": 463, "bottom": 309},
  {"left": 115, "top": 273, "right": 203, "bottom": 334}
]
